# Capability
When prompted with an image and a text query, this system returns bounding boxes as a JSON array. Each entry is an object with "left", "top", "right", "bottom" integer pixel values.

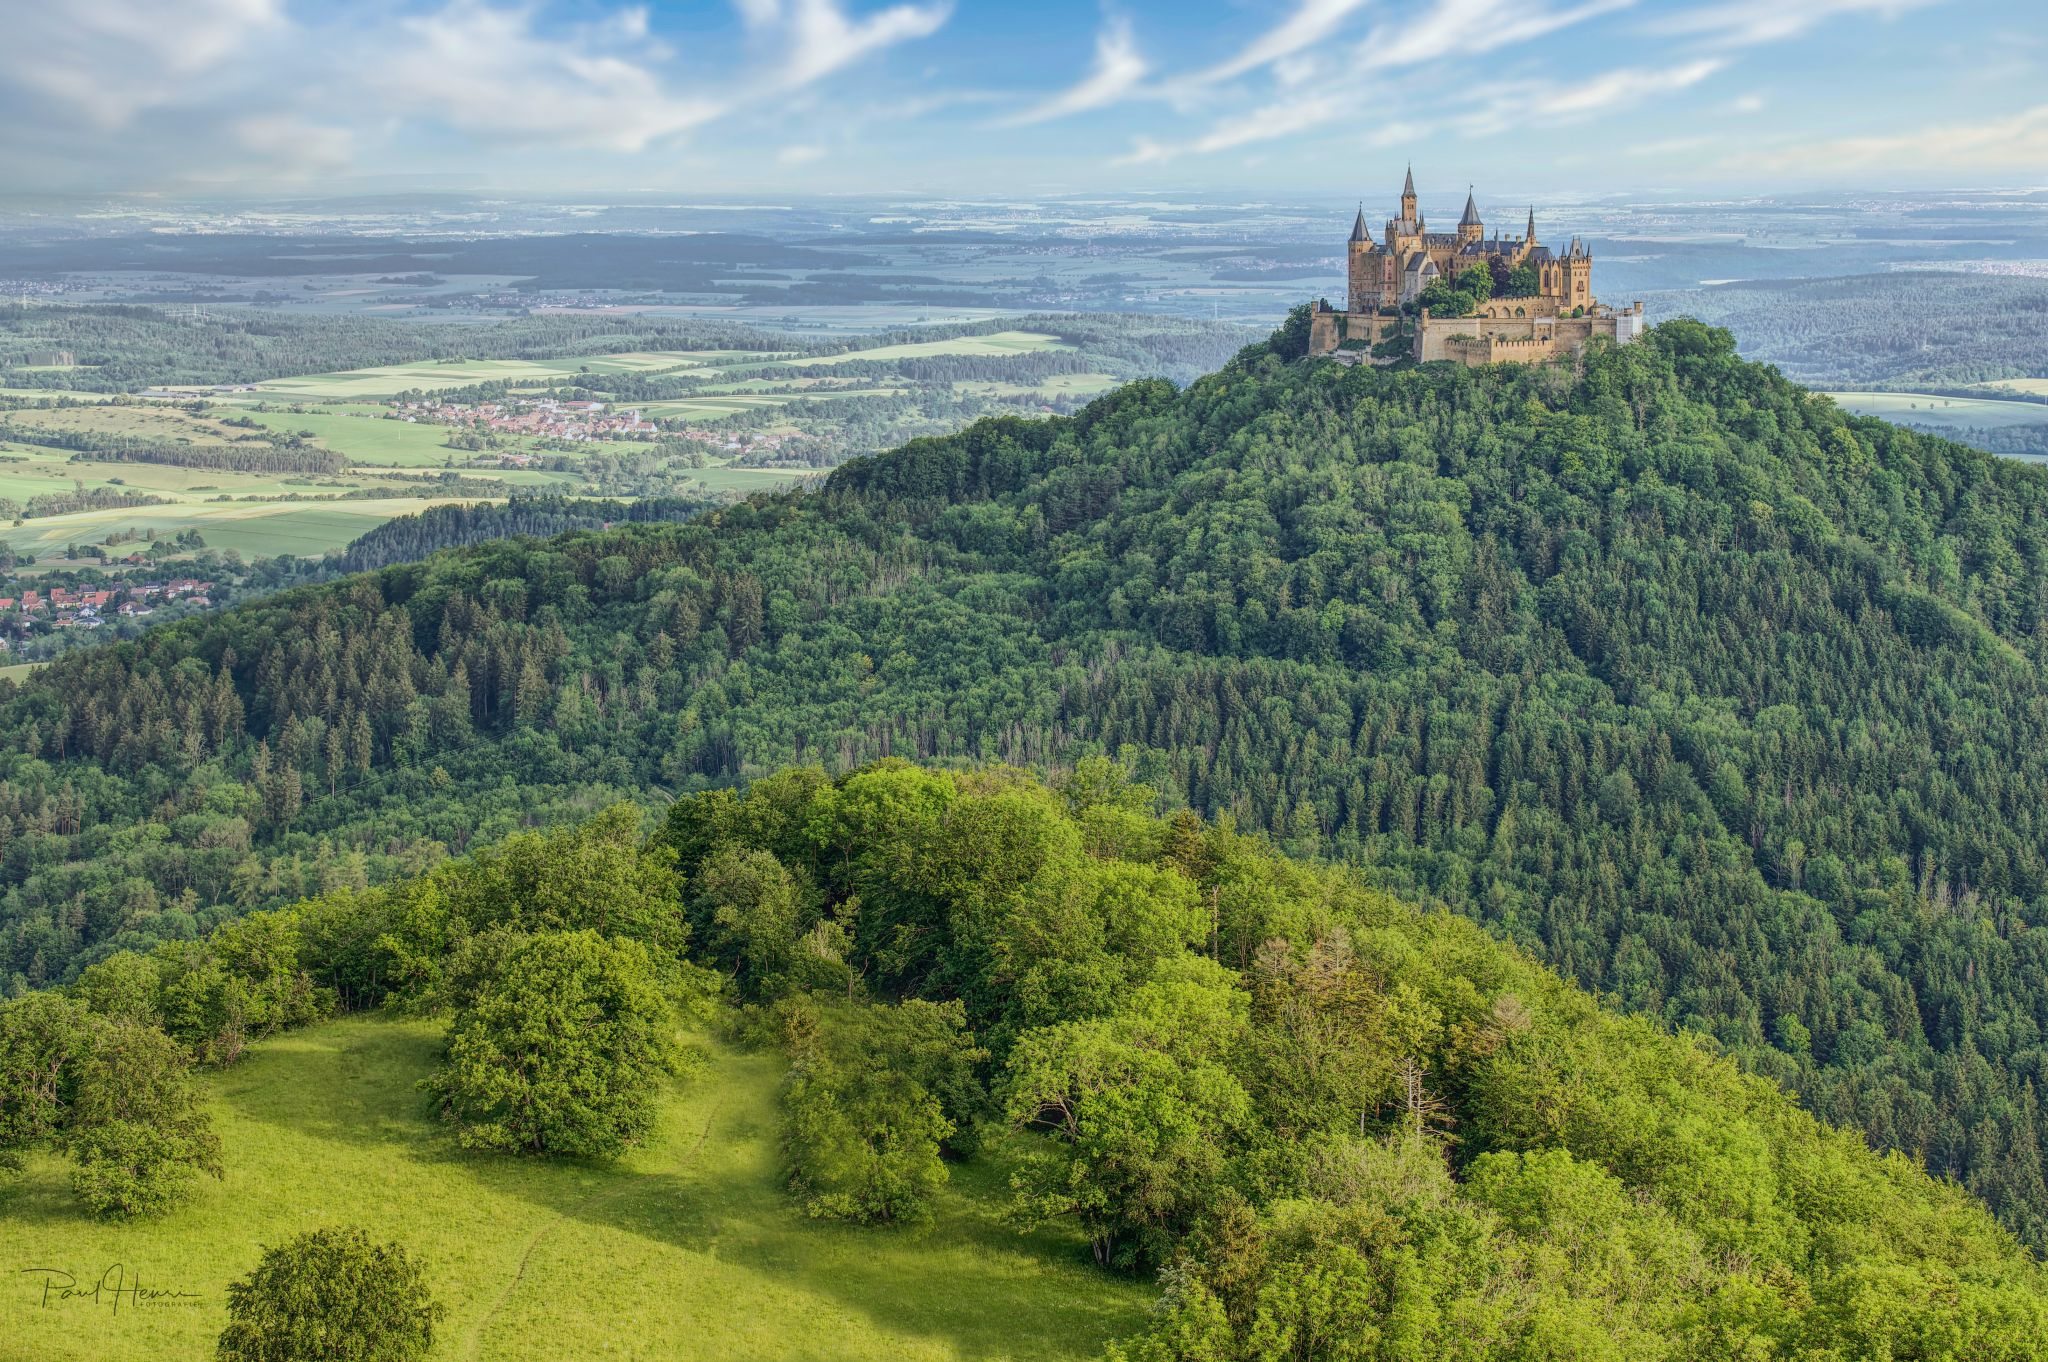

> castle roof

[
  {"left": 1525, "top": 245, "right": 1555, "bottom": 265},
  {"left": 1526, "top": 206, "right": 1536, "bottom": 241},
  {"left": 1350, "top": 204, "right": 1369, "bottom": 243},
  {"left": 1459, "top": 189, "right": 1482, "bottom": 227},
  {"left": 1403, "top": 165, "right": 1415, "bottom": 198}
]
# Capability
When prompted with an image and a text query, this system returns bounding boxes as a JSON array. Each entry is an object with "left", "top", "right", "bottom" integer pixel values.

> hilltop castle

[{"left": 1308, "top": 168, "right": 1644, "bottom": 366}]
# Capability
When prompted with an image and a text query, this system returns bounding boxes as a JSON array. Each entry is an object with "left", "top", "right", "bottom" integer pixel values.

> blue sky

[{"left": 0, "top": 0, "right": 2041, "bottom": 195}]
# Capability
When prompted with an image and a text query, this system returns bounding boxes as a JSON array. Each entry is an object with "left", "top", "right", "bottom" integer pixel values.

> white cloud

[
  {"left": 777, "top": 143, "right": 828, "bottom": 164},
  {"left": 232, "top": 115, "right": 355, "bottom": 174},
  {"left": 1183, "top": 0, "right": 1375, "bottom": 86},
  {"left": 0, "top": 0, "right": 281, "bottom": 126},
  {"left": 1654, "top": 0, "right": 1938, "bottom": 47},
  {"left": 1729, "top": 92, "right": 1768, "bottom": 114},
  {"left": 377, "top": 1, "right": 722, "bottom": 151},
  {"left": 1115, "top": 88, "right": 1348, "bottom": 163},
  {"left": 1728, "top": 102, "right": 2048, "bottom": 174},
  {"left": 1128, "top": 55, "right": 1718, "bottom": 165},
  {"left": 1353, "top": 0, "right": 1636, "bottom": 70},
  {"left": 770, "top": 0, "right": 953, "bottom": 89},
  {"left": 1001, "top": 17, "right": 1150, "bottom": 126}
]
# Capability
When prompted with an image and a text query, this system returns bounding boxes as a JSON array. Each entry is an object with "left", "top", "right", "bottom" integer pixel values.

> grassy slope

[{"left": 0, "top": 1016, "right": 1146, "bottom": 1362}]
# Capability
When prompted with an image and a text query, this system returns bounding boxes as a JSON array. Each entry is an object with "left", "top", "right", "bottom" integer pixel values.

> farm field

[
  {"left": 0, "top": 326, "right": 1158, "bottom": 577},
  {"left": 0, "top": 1015, "right": 1149, "bottom": 1362},
  {"left": 0, "top": 498, "right": 475, "bottom": 559},
  {"left": 956, "top": 373, "right": 1120, "bottom": 400},
  {"left": 248, "top": 351, "right": 731, "bottom": 400},
  {"left": 1826, "top": 390, "right": 2048, "bottom": 430},
  {"left": 236, "top": 408, "right": 558, "bottom": 468},
  {"left": 794, "top": 330, "right": 1070, "bottom": 365},
  {"left": 1975, "top": 378, "right": 2048, "bottom": 398}
]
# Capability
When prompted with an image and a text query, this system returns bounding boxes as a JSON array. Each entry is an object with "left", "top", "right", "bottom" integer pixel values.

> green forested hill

[
  {"left": 9, "top": 320, "right": 2048, "bottom": 1246},
  {"left": 9, "top": 768, "right": 2048, "bottom": 1360}
]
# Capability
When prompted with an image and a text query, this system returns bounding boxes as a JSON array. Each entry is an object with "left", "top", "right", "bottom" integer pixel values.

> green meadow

[
  {"left": 1826, "top": 390, "right": 2048, "bottom": 431},
  {"left": 248, "top": 351, "right": 730, "bottom": 400},
  {"left": 0, "top": 499, "right": 479, "bottom": 559},
  {"left": 236, "top": 408, "right": 552, "bottom": 468},
  {"left": 0, "top": 1016, "right": 1148, "bottom": 1362},
  {"left": 794, "top": 331, "right": 1070, "bottom": 365}
]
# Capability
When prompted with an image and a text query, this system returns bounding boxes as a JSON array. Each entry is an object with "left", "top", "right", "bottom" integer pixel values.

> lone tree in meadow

[
  {"left": 422, "top": 928, "right": 680, "bottom": 1157},
  {"left": 216, "top": 1226, "right": 443, "bottom": 1362}
]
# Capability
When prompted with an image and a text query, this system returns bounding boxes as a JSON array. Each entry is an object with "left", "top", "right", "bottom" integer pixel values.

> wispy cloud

[
  {"left": 1182, "top": 0, "right": 1374, "bottom": 86},
  {"left": 763, "top": 0, "right": 953, "bottom": 90},
  {"left": 1726, "top": 102, "right": 2048, "bottom": 173},
  {"left": 0, "top": 0, "right": 281, "bottom": 126},
  {"left": 1368, "top": 58, "right": 1723, "bottom": 144},
  {"left": 1125, "top": 48, "right": 1714, "bottom": 165},
  {"left": 378, "top": 1, "right": 722, "bottom": 151},
  {"left": 1117, "top": 89, "right": 1348, "bottom": 163},
  {"left": 1356, "top": 0, "right": 1635, "bottom": 70},
  {"left": 999, "top": 17, "right": 1150, "bottom": 126},
  {"left": 1653, "top": 0, "right": 1938, "bottom": 47},
  {"left": 231, "top": 115, "right": 355, "bottom": 175}
]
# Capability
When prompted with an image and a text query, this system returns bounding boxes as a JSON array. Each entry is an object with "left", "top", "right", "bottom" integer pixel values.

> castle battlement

[{"left": 1311, "top": 167, "right": 1644, "bottom": 367}]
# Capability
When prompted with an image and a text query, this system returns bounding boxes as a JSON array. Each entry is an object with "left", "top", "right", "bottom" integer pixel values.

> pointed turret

[
  {"left": 1457, "top": 185, "right": 1484, "bottom": 244},
  {"left": 1403, "top": 165, "right": 1415, "bottom": 198},
  {"left": 1525, "top": 206, "right": 1536, "bottom": 243},
  {"left": 1350, "top": 203, "right": 1368, "bottom": 243}
]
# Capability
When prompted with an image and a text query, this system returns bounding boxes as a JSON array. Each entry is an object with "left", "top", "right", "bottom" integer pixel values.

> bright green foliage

[
  {"left": 423, "top": 929, "right": 680, "bottom": 1157},
  {"left": 0, "top": 991, "right": 90, "bottom": 1172},
  {"left": 1, "top": 993, "right": 221, "bottom": 1215},
  {"left": 153, "top": 910, "right": 333, "bottom": 1064},
  {"left": 64, "top": 1018, "right": 223, "bottom": 1216},
  {"left": 72, "top": 950, "right": 165, "bottom": 1026},
  {"left": 1005, "top": 958, "right": 1254, "bottom": 1268},
  {"left": 776, "top": 993, "right": 988, "bottom": 1224},
  {"left": 659, "top": 764, "right": 2048, "bottom": 1360},
  {"left": 690, "top": 845, "right": 814, "bottom": 998},
  {"left": 216, "top": 1226, "right": 443, "bottom": 1362},
  {"left": 380, "top": 804, "right": 684, "bottom": 1006}
]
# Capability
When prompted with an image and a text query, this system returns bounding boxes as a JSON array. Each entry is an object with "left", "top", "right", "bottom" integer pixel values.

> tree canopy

[{"left": 9, "top": 320, "right": 2048, "bottom": 1252}]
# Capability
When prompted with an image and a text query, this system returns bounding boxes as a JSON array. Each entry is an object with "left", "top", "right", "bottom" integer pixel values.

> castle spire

[
  {"left": 1350, "top": 203, "right": 1368, "bottom": 243},
  {"left": 1459, "top": 186, "right": 1482, "bottom": 228},
  {"left": 1402, "top": 164, "right": 1415, "bottom": 198},
  {"left": 1526, "top": 205, "right": 1536, "bottom": 242}
]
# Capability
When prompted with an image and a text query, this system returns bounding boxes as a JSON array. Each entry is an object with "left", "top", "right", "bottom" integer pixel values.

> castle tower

[
  {"left": 1347, "top": 204, "right": 1383, "bottom": 312},
  {"left": 1458, "top": 187, "right": 1484, "bottom": 245},
  {"left": 1563, "top": 235, "right": 1592, "bottom": 309},
  {"left": 1400, "top": 166, "right": 1417, "bottom": 226}
]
